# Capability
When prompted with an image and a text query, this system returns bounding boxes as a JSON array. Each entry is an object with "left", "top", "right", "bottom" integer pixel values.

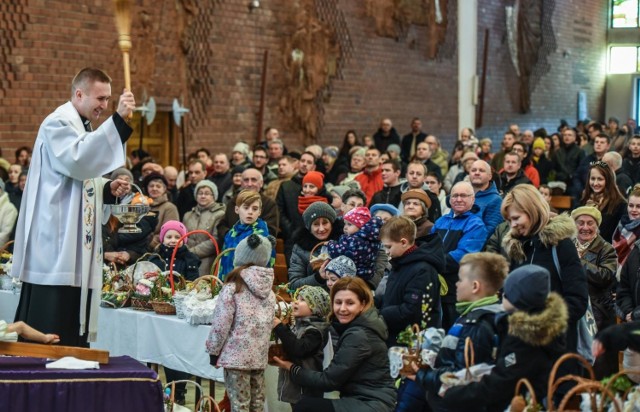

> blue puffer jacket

[
  {"left": 473, "top": 182, "right": 503, "bottom": 241},
  {"left": 326, "top": 216, "right": 383, "bottom": 281},
  {"left": 431, "top": 206, "right": 487, "bottom": 302}
]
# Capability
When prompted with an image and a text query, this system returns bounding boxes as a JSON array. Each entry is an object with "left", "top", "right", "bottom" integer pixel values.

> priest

[{"left": 11, "top": 67, "right": 135, "bottom": 347}]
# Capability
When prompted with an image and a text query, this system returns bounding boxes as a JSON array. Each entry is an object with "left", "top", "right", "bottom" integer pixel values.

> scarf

[
  {"left": 455, "top": 295, "right": 499, "bottom": 316},
  {"left": 613, "top": 216, "right": 640, "bottom": 265},
  {"left": 573, "top": 238, "right": 593, "bottom": 258},
  {"left": 218, "top": 219, "right": 273, "bottom": 278},
  {"left": 298, "top": 195, "right": 328, "bottom": 214}
]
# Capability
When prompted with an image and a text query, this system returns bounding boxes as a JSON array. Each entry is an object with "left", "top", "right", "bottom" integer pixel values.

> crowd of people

[{"left": 6, "top": 89, "right": 640, "bottom": 410}]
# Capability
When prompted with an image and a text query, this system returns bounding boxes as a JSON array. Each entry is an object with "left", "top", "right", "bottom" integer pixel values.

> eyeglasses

[
  {"left": 590, "top": 160, "right": 608, "bottom": 168},
  {"left": 450, "top": 193, "right": 473, "bottom": 199}
]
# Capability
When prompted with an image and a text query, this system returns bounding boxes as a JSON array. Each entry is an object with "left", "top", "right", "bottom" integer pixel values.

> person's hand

[
  {"left": 273, "top": 317, "right": 282, "bottom": 328},
  {"left": 117, "top": 89, "right": 135, "bottom": 119},
  {"left": 43, "top": 334, "right": 60, "bottom": 344},
  {"left": 592, "top": 339, "right": 605, "bottom": 358},
  {"left": 118, "top": 251, "right": 131, "bottom": 264},
  {"left": 271, "top": 356, "right": 293, "bottom": 370},
  {"left": 104, "top": 251, "right": 119, "bottom": 263},
  {"left": 110, "top": 178, "right": 131, "bottom": 198},
  {"left": 318, "top": 259, "right": 330, "bottom": 280},
  {"left": 627, "top": 313, "right": 633, "bottom": 322},
  {"left": 399, "top": 361, "right": 419, "bottom": 381}
]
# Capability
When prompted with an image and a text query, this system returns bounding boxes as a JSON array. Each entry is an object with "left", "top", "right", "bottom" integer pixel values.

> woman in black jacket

[{"left": 273, "top": 277, "right": 396, "bottom": 412}]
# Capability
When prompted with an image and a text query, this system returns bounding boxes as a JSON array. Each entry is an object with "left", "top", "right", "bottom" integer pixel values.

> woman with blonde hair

[{"left": 499, "top": 185, "right": 588, "bottom": 355}]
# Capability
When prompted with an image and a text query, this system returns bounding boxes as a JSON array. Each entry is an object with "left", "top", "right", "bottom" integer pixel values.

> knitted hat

[
  {"left": 330, "top": 185, "right": 351, "bottom": 199},
  {"left": 195, "top": 180, "right": 218, "bottom": 201},
  {"left": 323, "top": 146, "right": 338, "bottom": 159},
  {"left": 503, "top": 265, "right": 550, "bottom": 312},
  {"left": 387, "top": 144, "right": 401, "bottom": 155},
  {"left": 233, "top": 234, "right": 274, "bottom": 267},
  {"left": 160, "top": 220, "right": 187, "bottom": 242},
  {"left": 325, "top": 256, "right": 356, "bottom": 278},
  {"left": 532, "top": 137, "right": 546, "bottom": 151},
  {"left": 303, "top": 171, "right": 324, "bottom": 190},
  {"left": 461, "top": 151, "right": 479, "bottom": 163},
  {"left": 231, "top": 165, "right": 246, "bottom": 176},
  {"left": 344, "top": 207, "right": 371, "bottom": 229},
  {"left": 571, "top": 206, "right": 602, "bottom": 226},
  {"left": 302, "top": 202, "right": 336, "bottom": 230},
  {"left": 232, "top": 142, "right": 250, "bottom": 157},
  {"left": 401, "top": 189, "right": 432, "bottom": 209},
  {"left": 110, "top": 167, "right": 134, "bottom": 182},
  {"left": 142, "top": 172, "right": 168, "bottom": 190},
  {"left": 370, "top": 203, "right": 400, "bottom": 218},
  {"left": 296, "top": 286, "right": 331, "bottom": 318}
]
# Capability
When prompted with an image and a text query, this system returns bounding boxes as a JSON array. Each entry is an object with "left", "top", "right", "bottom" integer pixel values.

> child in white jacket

[{"left": 206, "top": 234, "right": 276, "bottom": 412}]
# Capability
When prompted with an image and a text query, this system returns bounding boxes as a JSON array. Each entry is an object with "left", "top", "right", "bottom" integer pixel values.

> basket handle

[
  {"left": 464, "top": 337, "right": 475, "bottom": 381},
  {"left": 195, "top": 395, "right": 221, "bottom": 412},
  {"left": 309, "top": 240, "right": 329, "bottom": 260},
  {"left": 190, "top": 275, "right": 224, "bottom": 294},
  {"left": 557, "top": 381, "right": 621, "bottom": 412},
  {"left": 169, "top": 230, "right": 220, "bottom": 294},
  {"left": 514, "top": 378, "right": 538, "bottom": 409},
  {"left": 209, "top": 248, "right": 236, "bottom": 278},
  {"left": 600, "top": 369, "right": 640, "bottom": 410},
  {"left": 547, "top": 352, "right": 596, "bottom": 411}
]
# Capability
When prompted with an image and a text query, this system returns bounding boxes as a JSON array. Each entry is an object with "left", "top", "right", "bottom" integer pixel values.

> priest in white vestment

[{"left": 10, "top": 68, "right": 135, "bottom": 347}]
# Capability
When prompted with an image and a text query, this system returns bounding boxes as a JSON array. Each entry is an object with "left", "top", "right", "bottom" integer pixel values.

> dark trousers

[
  {"left": 293, "top": 397, "right": 335, "bottom": 412},
  {"left": 396, "top": 379, "right": 431, "bottom": 412}
]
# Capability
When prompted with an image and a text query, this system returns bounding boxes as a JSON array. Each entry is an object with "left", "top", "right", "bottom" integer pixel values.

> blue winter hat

[{"left": 370, "top": 203, "right": 400, "bottom": 218}]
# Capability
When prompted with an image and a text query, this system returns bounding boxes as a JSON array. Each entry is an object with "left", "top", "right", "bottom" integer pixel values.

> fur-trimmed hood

[
  {"left": 508, "top": 292, "right": 568, "bottom": 346},
  {"left": 502, "top": 214, "right": 576, "bottom": 263}
]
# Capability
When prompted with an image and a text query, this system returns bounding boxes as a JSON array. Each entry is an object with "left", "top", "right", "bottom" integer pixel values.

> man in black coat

[
  {"left": 400, "top": 117, "right": 427, "bottom": 163},
  {"left": 373, "top": 118, "right": 401, "bottom": 153}
]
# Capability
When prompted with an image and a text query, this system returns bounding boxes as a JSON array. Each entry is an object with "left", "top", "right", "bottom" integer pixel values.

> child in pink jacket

[{"left": 206, "top": 234, "right": 276, "bottom": 412}]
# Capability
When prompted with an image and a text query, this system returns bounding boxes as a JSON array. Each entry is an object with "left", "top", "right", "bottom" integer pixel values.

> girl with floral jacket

[{"left": 206, "top": 234, "right": 276, "bottom": 412}]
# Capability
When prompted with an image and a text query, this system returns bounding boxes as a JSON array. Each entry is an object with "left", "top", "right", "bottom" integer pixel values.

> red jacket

[{"left": 355, "top": 167, "right": 384, "bottom": 205}]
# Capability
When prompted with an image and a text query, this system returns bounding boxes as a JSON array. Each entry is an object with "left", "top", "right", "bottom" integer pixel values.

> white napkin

[{"left": 46, "top": 356, "right": 100, "bottom": 370}]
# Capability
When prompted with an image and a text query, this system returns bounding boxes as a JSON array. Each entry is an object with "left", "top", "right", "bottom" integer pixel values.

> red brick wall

[{"left": 0, "top": 0, "right": 608, "bottom": 165}]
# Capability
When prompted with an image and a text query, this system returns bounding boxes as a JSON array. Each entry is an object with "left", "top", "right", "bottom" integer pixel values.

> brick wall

[{"left": 0, "top": 0, "right": 608, "bottom": 165}]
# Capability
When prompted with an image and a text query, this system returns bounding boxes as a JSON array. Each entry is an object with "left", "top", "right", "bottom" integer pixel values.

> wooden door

[{"left": 127, "top": 111, "right": 180, "bottom": 168}]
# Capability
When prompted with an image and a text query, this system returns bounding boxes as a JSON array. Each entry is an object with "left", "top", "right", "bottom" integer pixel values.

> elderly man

[
  {"left": 469, "top": 160, "right": 502, "bottom": 239},
  {"left": 373, "top": 118, "right": 401, "bottom": 153},
  {"left": 571, "top": 206, "right": 617, "bottom": 378},
  {"left": 163, "top": 165, "right": 179, "bottom": 201},
  {"left": 216, "top": 168, "right": 279, "bottom": 245},
  {"left": 500, "top": 152, "right": 531, "bottom": 194},
  {"left": 431, "top": 181, "right": 487, "bottom": 330}
]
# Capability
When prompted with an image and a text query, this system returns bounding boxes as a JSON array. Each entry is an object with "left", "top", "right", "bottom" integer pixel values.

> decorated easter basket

[{"left": 268, "top": 294, "right": 292, "bottom": 366}]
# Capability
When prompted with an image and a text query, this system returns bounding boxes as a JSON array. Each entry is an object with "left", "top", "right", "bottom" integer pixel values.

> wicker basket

[
  {"left": 546, "top": 352, "right": 596, "bottom": 412},
  {"left": 268, "top": 294, "right": 290, "bottom": 366},
  {"left": 510, "top": 378, "right": 538, "bottom": 412},
  {"left": 309, "top": 241, "right": 329, "bottom": 271},
  {"left": 131, "top": 295, "right": 153, "bottom": 311},
  {"left": 101, "top": 263, "right": 133, "bottom": 309},
  {"left": 151, "top": 274, "right": 186, "bottom": 315},
  {"left": 399, "top": 324, "right": 425, "bottom": 375}
]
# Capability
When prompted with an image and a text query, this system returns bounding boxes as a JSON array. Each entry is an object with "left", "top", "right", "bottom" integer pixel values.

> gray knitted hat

[
  {"left": 504, "top": 264, "right": 550, "bottom": 312},
  {"left": 325, "top": 256, "right": 356, "bottom": 278},
  {"left": 233, "top": 234, "right": 274, "bottom": 267},
  {"left": 195, "top": 180, "right": 218, "bottom": 202},
  {"left": 302, "top": 201, "right": 336, "bottom": 230},
  {"left": 110, "top": 167, "right": 133, "bottom": 182}
]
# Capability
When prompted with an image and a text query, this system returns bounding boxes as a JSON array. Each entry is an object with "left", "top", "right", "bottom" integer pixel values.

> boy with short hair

[
  {"left": 413, "top": 252, "right": 508, "bottom": 411},
  {"left": 441, "top": 265, "right": 568, "bottom": 412},
  {"left": 376, "top": 216, "right": 445, "bottom": 412}
]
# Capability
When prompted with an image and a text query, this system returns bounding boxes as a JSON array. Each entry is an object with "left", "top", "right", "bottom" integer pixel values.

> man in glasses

[{"left": 431, "top": 182, "right": 487, "bottom": 330}]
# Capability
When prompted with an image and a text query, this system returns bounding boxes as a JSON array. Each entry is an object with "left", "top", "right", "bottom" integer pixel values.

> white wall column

[{"left": 458, "top": 0, "right": 478, "bottom": 132}]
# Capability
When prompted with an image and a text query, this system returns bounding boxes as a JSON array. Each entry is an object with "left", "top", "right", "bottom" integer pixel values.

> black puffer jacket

[
  {"left": 502, "top": 214, "right": 588, "bottom": 352},
  {"left": 374, "top": 233, "right": 445, "bottom": 346},
  {"left": 148, "top": 243, "right": 201, "bottom": 281},
  {"left": 617, "top": 242, "right": 640, "bottom": 320},
  {"left": 443, "top": 294, "right": 568, "bottom": 412},
  {"left": 289, "top": 308, "right": 397, "bottom": 412}
]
